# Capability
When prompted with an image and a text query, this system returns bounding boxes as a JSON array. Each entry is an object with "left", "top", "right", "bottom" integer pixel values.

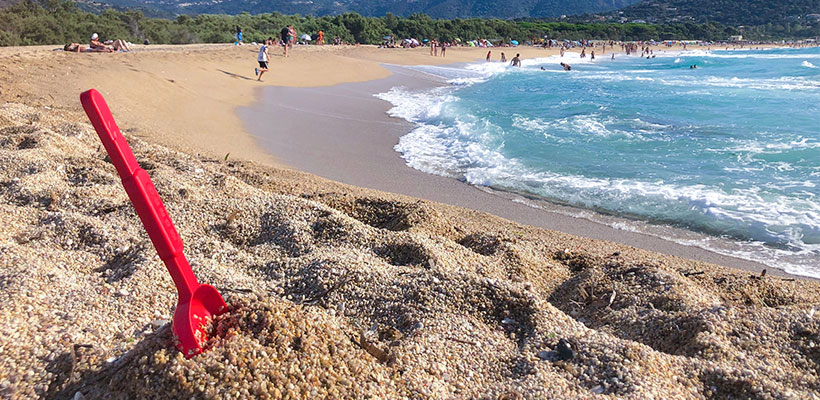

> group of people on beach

[
  {"left": 485, "top": 51, "right": 521, "bottom": 67},
  {"left": 64, "top": 32, "right": 131, "bottom": 53},
  {"left": 428, "top": 39, "right": 447, "bottom": 57},
  {"left": 253, "top": 34, "right": 756, "bottom": 80},
  {"left": 236, "top": 25, "right": 326, "bottom": 48}
]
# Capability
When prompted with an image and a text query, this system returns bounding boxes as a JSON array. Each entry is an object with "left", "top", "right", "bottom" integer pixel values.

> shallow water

[{"left": 377, "top": 47, "right": 820, "bottom": 278}]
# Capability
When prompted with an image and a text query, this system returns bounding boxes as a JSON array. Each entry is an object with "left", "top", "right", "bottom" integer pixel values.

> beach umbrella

[
  {"left": 384, "top": 36, "right": 392, "bottom": 40},
  {"left": 510, "top": 40, "right": 519, "bottom": 45},
  {"left": 422, "top": 39, "right": 429, "bottom": 43},
  {"left": 300, "top": 33, "right": 311, "bottom": 41}
]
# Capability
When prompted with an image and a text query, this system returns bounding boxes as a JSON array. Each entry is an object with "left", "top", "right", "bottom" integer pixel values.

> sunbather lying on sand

[
  {"left": 63, "top": 43, "right": 110, "bottom": 53},
  {"left": 90, "top": 33, "right": 131, "bottom": 52}
]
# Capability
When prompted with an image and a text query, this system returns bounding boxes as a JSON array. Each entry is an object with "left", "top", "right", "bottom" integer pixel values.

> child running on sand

[{"left": 255, "top": 39, "right": 271, "bottom": 81}]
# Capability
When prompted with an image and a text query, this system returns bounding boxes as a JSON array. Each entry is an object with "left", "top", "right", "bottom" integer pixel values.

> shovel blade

[{"left": 172, "top": 284, "right": 227, "bottom": 358}]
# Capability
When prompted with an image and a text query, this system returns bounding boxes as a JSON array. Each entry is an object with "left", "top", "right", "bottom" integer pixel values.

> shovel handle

[{"left": 81, "top": 89, "right": 199, "bottom": 299}]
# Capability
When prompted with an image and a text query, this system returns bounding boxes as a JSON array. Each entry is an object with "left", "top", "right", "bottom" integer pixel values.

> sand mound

[
  {"left": 1, "top": 102, "right": 820, "bottom": 399},
  {"left": 72, "top": 298, "right": 405, "bottom": 399}
]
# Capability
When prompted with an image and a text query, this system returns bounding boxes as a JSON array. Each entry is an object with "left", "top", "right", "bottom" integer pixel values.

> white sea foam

[
  {"left": 380, "top": 89, "right": 820, "bottom": 248},
  {"left": 717, "top": 138, "right": 820, "bottom": 156},
  {"left": 660, "top": 50, "right": 820, "bottom": 60},
  {"left": 512, "top": 114, "right": 647, "bottom": 139},
  {"left": 607, "top": 220, "right": 820, "bottom": 279},
  {"left": 396, "top": 64, "right": 495, "bottom": 85},
  {"left": 574, "top": 72, "right": 819, "bottom": 90},
  {"left": 524, "top": 53, "right": 599, "bottom": 67},
  {"left": 661, "top": 76, "right": 820, "bottom": 91},
  {"left": 511, "top": 115, "right": 562, "bottom": 140},
  {"left": 802, "top": 60, "right": 820, "bottom": 69},
  {"left": 462, "top": 61, "right": 510, "bottom": 78},
  {"left": 628, "top": 118, "right": 670, "bottom": 131}
]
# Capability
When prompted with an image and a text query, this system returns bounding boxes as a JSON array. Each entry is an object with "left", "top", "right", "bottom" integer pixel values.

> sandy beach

[
  {"left": 0, "top": 43, "right": 567, "bottom": 165},
  {"left": 2, "top": 43, "right": 819, "bottom": 399}
]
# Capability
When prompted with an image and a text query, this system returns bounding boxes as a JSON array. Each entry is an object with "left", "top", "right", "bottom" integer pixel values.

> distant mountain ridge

[
  {"left": 611, "top": 0, "right": 820, "bottom": 26},
  {"left": 68, "top": 0, "right": 642, "bottom": 18}
]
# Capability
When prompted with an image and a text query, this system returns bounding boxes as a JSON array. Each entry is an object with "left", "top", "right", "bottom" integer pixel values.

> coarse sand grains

[{"left": 1, "top": 102, "right": 820, "bottom": 399}]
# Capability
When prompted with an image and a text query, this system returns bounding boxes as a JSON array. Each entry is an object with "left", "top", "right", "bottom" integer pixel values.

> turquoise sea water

[{"left": 377, "top": 47, "right": 820, "bottom": 277}]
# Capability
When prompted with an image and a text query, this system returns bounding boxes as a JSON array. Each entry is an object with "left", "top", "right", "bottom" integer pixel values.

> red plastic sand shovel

[{"left": 81, "top": 89, "right": 227, "bottom": 358}]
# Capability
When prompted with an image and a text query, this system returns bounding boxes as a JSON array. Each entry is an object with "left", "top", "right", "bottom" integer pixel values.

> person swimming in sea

[
  {"left": 560, "top": 62, "right": 571, "bottom": 71},
  {"left": 510, "top": 54, "right": 521, "bottom": 67}
]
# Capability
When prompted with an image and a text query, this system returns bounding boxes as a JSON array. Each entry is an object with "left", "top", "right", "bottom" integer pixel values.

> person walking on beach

[
  {"left": 486, "top": 51, "right": 492, "bottom": 61},
  {"left": 235, "top": 26, "right": 243, "bottom": 45},
  {"left": 500, "top": 52, "right": 507, "bottom": 62},
  {"left": 318, "top": 30, "right": 324, "bottom": 45},
  {"left": 255, "top": 39, "right": 271, "bottom": 81},
  {"left": 441, "top": 42, "right": 446, "bottom": 57},
  {"left": 511, "top": 53, "right": 521, "bottom": 67},
  {"left": 281, "top": 26, "right": 290, "bottom": 57}
]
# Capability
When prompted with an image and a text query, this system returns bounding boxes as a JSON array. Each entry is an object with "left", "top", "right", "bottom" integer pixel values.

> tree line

[{"left": 0, "top": 0, "right": 809, "bottom": 47}]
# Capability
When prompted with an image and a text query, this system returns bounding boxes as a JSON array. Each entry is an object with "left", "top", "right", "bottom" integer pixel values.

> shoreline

[
  {"left": 238, "top": 61, "right": 808, "bottom": 280},
  {"left": 0, "top": 43, "right": 810, "bottom": 280}
]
